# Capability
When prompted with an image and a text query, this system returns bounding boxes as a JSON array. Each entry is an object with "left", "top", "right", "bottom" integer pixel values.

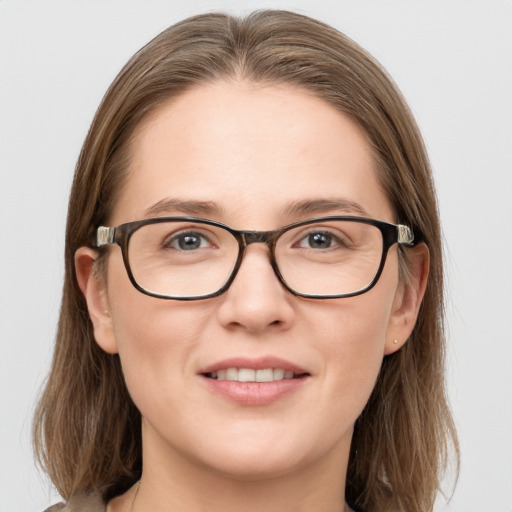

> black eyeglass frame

[{"left": 95, "top": 216, "right": 415, "bottom": 301}]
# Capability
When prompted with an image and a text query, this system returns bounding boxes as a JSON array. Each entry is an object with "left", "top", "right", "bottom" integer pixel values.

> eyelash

[
  {"left": 164, "top": 231, "right": 214, "bottom": 251},
  {"left": 294, "top": 229, "right": 350, "bottom": 250}
]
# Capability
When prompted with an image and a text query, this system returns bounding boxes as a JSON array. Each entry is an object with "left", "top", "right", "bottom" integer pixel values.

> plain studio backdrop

[{"left": 0, "top": 1, "right": 511, "bottom": 511}]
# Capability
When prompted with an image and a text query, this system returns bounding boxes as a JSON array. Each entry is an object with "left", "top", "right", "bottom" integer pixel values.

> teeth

[
  {"left": 208, "top": 367, "right": 302, "bottom": 382},
  {"left": 256, "top": 368, "right": 274, "bottom": 382},
  {"left": 238, "top": 368, "right": 255, "bottom": 382},
  {"left": 273, "top": 368, "right": 285, "bottom": 380},
  {"left": 226, "top": 367, "right": 238, "bottom": 380}
]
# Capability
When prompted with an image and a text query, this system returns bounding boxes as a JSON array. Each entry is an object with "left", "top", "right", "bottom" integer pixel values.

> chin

[
  {"left": 205, "top": 452, "right": 307, "bottom": 482},
  {"left": 193, "top": 428, "right": 330, "bottom": 482}
]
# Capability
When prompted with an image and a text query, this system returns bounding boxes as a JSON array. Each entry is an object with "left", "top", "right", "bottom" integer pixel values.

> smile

[
  {"left": 200, "top": 357, "right": 310, "bottom": 405},
  {"left": 205, "top": 368, "right": 306, "bottom": 382}
]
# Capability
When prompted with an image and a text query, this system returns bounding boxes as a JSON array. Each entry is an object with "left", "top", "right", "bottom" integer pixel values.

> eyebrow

[
  {"left": 144, "top": 198, "right": 225, "bottom": 217},
  {"left": 281, "top": 198, "right": 369, "bottom": 217},
  {"left": 144, "top": 197, "right": 368, "bottom": 220}
]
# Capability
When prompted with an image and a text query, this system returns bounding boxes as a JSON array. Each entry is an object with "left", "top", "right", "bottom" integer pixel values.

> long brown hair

[{"left": 34, "top": 10, "right": 458, "bottom": 511}]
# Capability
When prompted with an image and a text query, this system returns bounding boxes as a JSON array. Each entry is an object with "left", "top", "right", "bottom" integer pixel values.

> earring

[{"left": 393, "top": 339, "right": 399, "bottom": 345}]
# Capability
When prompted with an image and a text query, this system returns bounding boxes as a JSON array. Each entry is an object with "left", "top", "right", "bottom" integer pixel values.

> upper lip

[{"left": 199, "top": 356, "right": 309, "bottom": 375}]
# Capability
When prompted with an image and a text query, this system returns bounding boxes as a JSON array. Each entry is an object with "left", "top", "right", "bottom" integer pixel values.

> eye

[
  {"left": 297, "top": 231, "right": 341, "bottom": 249},
  {"left": 165, "top": 231, "right": 212, "bottom": 251}
]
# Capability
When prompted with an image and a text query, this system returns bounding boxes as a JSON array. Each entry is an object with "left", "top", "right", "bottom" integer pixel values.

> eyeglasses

[{"left": 95, "top": 216, "right": 414, "bottom": 300}]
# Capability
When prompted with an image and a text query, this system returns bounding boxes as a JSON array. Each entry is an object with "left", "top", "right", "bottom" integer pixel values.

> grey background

[{"left": 1, "top": 0, "right": 511, "bottom": 510}]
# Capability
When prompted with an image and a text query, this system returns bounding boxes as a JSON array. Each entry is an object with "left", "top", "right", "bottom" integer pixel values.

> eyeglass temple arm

[{"left": 95, "top": 226, "right": 116, "bottom": 247}]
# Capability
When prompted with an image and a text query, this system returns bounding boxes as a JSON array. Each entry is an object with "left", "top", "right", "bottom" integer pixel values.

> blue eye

[
  {"left": 167, "top": 232, "right": 210, "bottom": 251},
  {"left": 307, "top": 232, "right": 331, "bottom": 249},
  {"left": 298, "top": 231, "right": 338, "bottom": 249}
]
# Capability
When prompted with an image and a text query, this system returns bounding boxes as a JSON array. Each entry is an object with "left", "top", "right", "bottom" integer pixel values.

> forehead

[{"left": 112, "top": 81, "right": 392, "bottom": 227}]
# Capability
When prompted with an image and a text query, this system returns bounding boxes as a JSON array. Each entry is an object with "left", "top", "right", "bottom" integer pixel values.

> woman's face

[{"left": 79, "top": 82, "right": 422, "bottom": 481}]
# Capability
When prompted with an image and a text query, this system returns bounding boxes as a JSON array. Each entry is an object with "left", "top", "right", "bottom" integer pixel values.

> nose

[{"left": 216, "top": 244, "right": 295, "bottom": 334}]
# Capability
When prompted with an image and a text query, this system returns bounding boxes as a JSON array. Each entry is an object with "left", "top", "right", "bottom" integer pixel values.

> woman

[{"left": 35, "top": 10, "right": 458, "bottom": 512}]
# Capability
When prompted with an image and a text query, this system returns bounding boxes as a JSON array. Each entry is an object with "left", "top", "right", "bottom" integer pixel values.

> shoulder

[
  {"left": 44, "top": 492, "right": 106, "bottom": 512},
  {"left": 44, "top": 505, "right": 65, "bottom": 512}
]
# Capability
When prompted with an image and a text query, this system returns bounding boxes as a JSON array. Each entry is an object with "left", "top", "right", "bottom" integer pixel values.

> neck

[{"left": 112, "top": 424, "right": 352, "bottom": 512}]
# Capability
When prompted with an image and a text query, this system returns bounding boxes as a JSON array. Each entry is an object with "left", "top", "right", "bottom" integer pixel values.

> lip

[{"left": 198, "top": 356, "right": 310, "bottom": 406}]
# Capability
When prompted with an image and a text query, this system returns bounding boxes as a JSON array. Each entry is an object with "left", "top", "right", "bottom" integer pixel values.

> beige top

[{"left": 44, "top": 493, "right": 106, "bottom": 512}]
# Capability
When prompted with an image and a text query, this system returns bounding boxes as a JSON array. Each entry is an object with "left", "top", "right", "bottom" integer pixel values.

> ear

[
  {"left": 75, "top": 246, "right": 119, "bottom": 354},
  {"left": 384, "top": 243, "right": 429, "bottom": 355}
]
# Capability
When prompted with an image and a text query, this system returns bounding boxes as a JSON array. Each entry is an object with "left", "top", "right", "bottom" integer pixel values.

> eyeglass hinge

[
  {"left": 397, "top": 225, "right": 414, "bottom": 245},
  {"left": 96, "top": 226, "right": 116, "bottom": 247}
]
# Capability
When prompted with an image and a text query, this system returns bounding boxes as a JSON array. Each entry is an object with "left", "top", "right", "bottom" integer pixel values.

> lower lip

[{"left": 200, "top": 376, "right": 308, "bottom": 405}]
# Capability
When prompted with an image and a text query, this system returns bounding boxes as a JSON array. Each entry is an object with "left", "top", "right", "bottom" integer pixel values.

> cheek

[
  {"left": 107, "top": 250, "right": 210, "bottom": 346},
  {"left": 309, "top": 283, "right": 396, "bottom": 421},
  {"left": 312, "top": 285, "right": 394, "bottom": 359},
  {"left": 110, "top": 300, "right": 219, "bottom": 429},
  {"left": 105, "top": 256, "right": 213, "bottom": 409}
]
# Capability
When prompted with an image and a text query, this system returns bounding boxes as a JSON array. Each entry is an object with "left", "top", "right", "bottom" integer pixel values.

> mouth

[
  {"left": 199, "top": 357, "right": 310, "bottom": 405},
  {"left": 204, "top": 368, "right": 309, "bottom": 382}
]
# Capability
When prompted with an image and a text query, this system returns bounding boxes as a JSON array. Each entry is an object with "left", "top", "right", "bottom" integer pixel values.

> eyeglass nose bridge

[
  {"left": 241, "top": 230, "right": 275, "bottom": 247},
  {"left": 232, "top": 229, "right": 285, "bottom": 291}
]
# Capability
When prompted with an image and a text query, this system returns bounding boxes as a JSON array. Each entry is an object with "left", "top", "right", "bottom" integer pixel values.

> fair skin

[{"left": 76, "top": 82, "right": 428, "bottom": 512}]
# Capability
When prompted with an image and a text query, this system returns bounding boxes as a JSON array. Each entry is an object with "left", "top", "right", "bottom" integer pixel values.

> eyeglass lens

[{"left": 127, "top": 219, "right": 384, "bottom": 298}]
